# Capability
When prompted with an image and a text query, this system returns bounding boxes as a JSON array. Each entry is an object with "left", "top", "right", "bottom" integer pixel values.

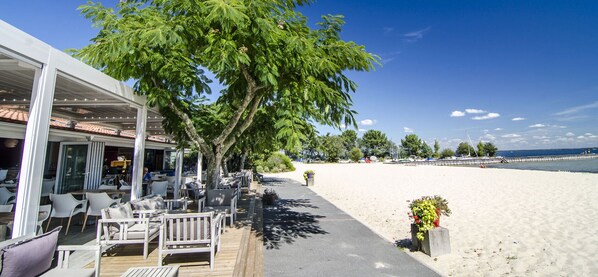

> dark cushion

[{"left": 0, "top": 226, "right": 61, "bottom": 277}]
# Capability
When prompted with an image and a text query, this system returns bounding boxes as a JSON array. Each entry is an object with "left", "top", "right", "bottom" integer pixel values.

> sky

[{"left": 1, "top": 0, "right": 597, "bottom": 150}]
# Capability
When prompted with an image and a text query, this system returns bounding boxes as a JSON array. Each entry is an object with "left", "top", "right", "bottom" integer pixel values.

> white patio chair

[
  {"left": 119, "top": 179, "right": 132, "bottom": 190},
  {"left": 166, "top": 176, "right": 176, "bottom": 194},
  {"left": 36, "top": 204, "right": 51, "bottom": 235},
  {"left": 158, "top": 212, "right": 224, "bottom": 269},
  {"left": 47, "top": 193, "right": 88, "bottom": 235},
  {"left": 6, "top": 204, "right": 50, "bottom": 235},
  {"left": 41, "top": 179, "right": 55, "bottom": 198},
  {"left": 0, "top": 187, "right": 16, "bottom": 205},
  {"left": 150, "top": 181, "right": 168, "bottom": 197},
  {"left": 0, "top": 169, "right": 7, "bottom": 182},
  {"left": 0, "top": 204, "right": 13, "bottom": 212},
  {"left": 203, "top": 188, "right": 237, "bottom": 227},
  {"left": 81, "top": 192, "right": 121, "bottom": 232},
  {"left": 97, "top": 203, "right": 160, "bottom": 259}
]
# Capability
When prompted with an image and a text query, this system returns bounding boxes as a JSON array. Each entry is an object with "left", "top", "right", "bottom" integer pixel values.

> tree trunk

[
  {"left": 239, "top": 151, "right": 248, "bottom": 171},
  {"left": 222, "top": 157, "right": 229, "bottom": 177},
  {"left": 206, "top": 147, "right": 222, "bottom": 190}
]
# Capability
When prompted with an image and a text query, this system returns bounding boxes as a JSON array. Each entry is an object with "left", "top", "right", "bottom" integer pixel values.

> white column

[
  {"left": 13, "top": 52, "right": 57, "bottom": 237},
  {"left": 196, "top": 152, "right": 203, "bottom": 182},
  {"left": 174, "top": 149, "right": 183, "bottom": 200},
  {"left": 130, "top": 105, "right": 147, "bottom": 200}
]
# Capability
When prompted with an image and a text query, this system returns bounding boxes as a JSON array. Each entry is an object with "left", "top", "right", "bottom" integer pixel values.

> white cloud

[
  {"left": 360, "top": 119, "right": 376, "bottom": 126},
  {"left": 465, "top": 109, "right": 486, "bottom": 114},
  {"left": 450, "top": 111, "right": 465, "bottom": 117},
  {"left": 494, "top": 128, "right": 503, "bottom": 131},
  {"left": 529, "top": 124, "right": 546, "bottom": 128},
  {"left": 383, "top": 27, "right": 394, "bottom": 35},
  {"left": 555, "top": 101, "right": 598, "bottom": 116},
  {"left": 512, "top": 117, "right": 526, "bottom": 121},
  {"left": 553, "top": 125, "right": 567, "bottom": 129},
  {"left": 358, "top": 128, "right": 367, "bottom": 132},
  {"left": 403, "top": 26, "right": 431, "bottom": 42},
  {"left": 482, "top": 129, "right": 489, "bottom": 133},
  {"left": 566, "top": 132, "right": 575, "bottom": 137},
  {"left": 577, "top": 136, "right": 585, "bottom": 139},
  {"left": 533, "top": 136, "right": 549, "bottom": 140},
  {"left": 502, "top": 133, "right": 521, "bottom": 138},
  {"left": 403, "top": 127, "right": 414, "bottom": 133},
  {"left": 472, "top": 112, "right": 500, "bottom": 120},
  {"left": 584, "top": 133, "right": 593, "bottom": 136},
  {"left": 483, "top": 134, "right": 496, "bottom": 140}
]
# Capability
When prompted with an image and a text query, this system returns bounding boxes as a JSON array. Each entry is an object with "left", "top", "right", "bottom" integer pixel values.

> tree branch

[
  {"left": 215, "top": 64, "right": 259, "bottom": 144},
  {"left": 167, "top": 101, "right": 212, "bottom": 157},
  {"left": 223, "top": 92, "right": 263, "bottom": 153}
]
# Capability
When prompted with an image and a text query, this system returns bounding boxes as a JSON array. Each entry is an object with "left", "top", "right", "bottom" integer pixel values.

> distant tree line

[{"left": 301, "top": 130, "right": 498, "bottom": 162}]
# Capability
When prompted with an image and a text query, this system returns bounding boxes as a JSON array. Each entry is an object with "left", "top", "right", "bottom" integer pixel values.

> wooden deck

[{"left": 50, "top": 185, "right": 264, "bottom": 277}]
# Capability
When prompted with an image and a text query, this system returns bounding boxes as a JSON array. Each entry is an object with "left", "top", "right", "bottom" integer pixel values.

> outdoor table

[
  {"left": 70, "top": 189, "right": 129, "bottom": 198},
  {"left": 121, "top": 265, "right": 180, "bottom": 277}
]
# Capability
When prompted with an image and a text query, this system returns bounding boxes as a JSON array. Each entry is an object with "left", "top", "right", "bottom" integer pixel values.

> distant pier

[{"left": 397, "top": 154, "right": 598, "bottom": 166}]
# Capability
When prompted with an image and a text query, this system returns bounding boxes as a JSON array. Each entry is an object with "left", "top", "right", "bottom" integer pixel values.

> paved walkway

[{"left": 263, "top": 177, "right": 440, "bottom": 277}]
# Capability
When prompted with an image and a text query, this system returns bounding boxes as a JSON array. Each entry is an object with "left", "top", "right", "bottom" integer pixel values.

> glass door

[{"left": 57, "top": 144, "right": 89, "bottom": 193}]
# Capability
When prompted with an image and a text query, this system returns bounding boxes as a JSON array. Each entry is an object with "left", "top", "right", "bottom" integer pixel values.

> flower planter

[
  {"left": 410, "top": 224, "right": 451, "bottom": 257},
  {"left": 305, "top": 174, "right": 314, "bottom": 186}
]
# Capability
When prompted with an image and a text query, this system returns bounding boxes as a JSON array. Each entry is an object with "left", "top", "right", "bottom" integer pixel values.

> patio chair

[
  {"left": 36, "top": 204, "right": 52, "bottom": 235},
  {"left": 47, "top": 193, "right": 87, "bottom": 235},
  {"left": 0, "top": 226, "right": 101, "bottom": 277},
  {"left": 203, "top": 188, "right": 237, "bottom": 226},
  {"left": 81, "top": 192, "right": 121, "bottom": 232},
  {"left": 0, "top": 186, "right": 16, "bottom": 205},
  {"left": 119, "top": 179, "right": 132, "bottom": 190},
  {"left": 150, "top": 181, "right": 168, "bottom": 197},
  {"left": 0, "top": 169, "right": 7, "bottom": 182},
  {"left": 97, "top": 202, "right": 160, "bottom": 259},
  {"left": 0, "top": 204, "right": 12, "bottom": 212},
  {"left": 158, "top": 212, "right": 225, "bottom": 269},
  {"left": 41, "top": 179, "right": 56, "bottom": 198}
]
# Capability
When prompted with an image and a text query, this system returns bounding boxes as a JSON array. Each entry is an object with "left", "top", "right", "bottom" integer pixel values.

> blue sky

[{"left": 2, "top": 0, "right": 597, "bottom": 150}]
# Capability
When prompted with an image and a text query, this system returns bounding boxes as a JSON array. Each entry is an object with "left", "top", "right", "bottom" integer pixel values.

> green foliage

[
  {"left": 255, "top": 152, "right": 295, "bottom": 173},
  {"left": 360, "top": 130, "right": 390, "bottom": 157},
  {"left": 409, "top": 198, "right": 437, "bottom": 241},
  {"left": 420, "top": 142, "right": 433, "bottom": 158},
  {"left": 439, "top": 148, "right": 455, "bottom": 159},
  {"left": 319, "top": 134, "right": 344, "bottom": 162},
  {"left": 433, "top": 140, "right": 440, "bottom": 158},
  {"left": 73, "top": 0, "right": 378, "bottom": 189},
  {"left": 477, "top": 141, "right": 486, "bottom": 157},
  {"left": 340, "top": 130, "right": 358, "bottom": 153},
  {"left": 484, "top": 142, "right": 498, "bottom": 157},
  {"left": 401, "top": 134, "right": 423, "bottom": 157},
  {"left": 349, "top": 147, "right": 363, "bottom": 162},
  {"left": 456, "top": 142, "right": 476, "bottom": 156}
]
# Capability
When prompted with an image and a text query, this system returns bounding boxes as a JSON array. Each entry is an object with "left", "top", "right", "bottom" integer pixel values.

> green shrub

[
  {"left": 349, "top": 147, "right": 363, "bottom": 162},
  {"left": 254, "top": 152, "right": 295, "bottom": 173}
]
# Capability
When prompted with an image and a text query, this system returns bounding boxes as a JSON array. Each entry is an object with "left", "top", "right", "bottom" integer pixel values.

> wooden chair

[{"left": 158, "top": 212, "right": 224, "bottom": 269}]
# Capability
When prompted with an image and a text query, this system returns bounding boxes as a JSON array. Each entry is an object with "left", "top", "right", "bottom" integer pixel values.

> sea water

[{"left": 487, "top": 147, "right": 598, "bottom": 173}]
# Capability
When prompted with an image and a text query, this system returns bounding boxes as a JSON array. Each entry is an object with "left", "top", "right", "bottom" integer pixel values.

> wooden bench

[{"left": 121, "top": 265, "right": 179, "bottom": 277}]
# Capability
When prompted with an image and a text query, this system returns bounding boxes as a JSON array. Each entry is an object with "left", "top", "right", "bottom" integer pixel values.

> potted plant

[
  {"left": 303, "top": 170, "right": 315, "bottom": 186},
  {"left": 262, "top": 188, "right": 279, "bottom": 205},
  {"left": 408, "top": 195, "right": 451, "bottom": 241}
]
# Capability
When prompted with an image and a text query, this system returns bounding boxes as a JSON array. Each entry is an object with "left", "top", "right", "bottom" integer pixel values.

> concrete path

[{"left": 263, "top": 177, "right": 440, "bottom": 277}]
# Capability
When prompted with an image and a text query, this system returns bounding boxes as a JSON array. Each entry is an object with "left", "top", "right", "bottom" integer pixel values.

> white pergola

[{"left": 0, "top": 19, "right": 185, "bottom": 237}]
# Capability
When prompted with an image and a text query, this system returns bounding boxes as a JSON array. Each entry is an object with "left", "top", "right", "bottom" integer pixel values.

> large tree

[
  {"left": 401, "top": 134, "right": 423, "bottom": 157},
  {"left": 360, "top": 130, "right": 389, "bottom": 157},
  {"left": 319, "top": 134, "right": 344, "bottom": 162},
  {"left": 456, "top": 142, "right": 476, "bottom": 156},
  {"left": 74, "top": 0, "right": 377, "bottom": 189}
]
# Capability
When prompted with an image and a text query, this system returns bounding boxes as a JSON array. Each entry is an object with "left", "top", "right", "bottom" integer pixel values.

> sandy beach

[{"left": 269, "top": 162, "right": 598, "bottom": 276}]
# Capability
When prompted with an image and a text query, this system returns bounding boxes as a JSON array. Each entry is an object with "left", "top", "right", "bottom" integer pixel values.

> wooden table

[
  {"left": 121, "top": 265, "right": 179, "bottom": 277},
  {"left": 70, "top": 189, "right": 129, "bottom": 197}
]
